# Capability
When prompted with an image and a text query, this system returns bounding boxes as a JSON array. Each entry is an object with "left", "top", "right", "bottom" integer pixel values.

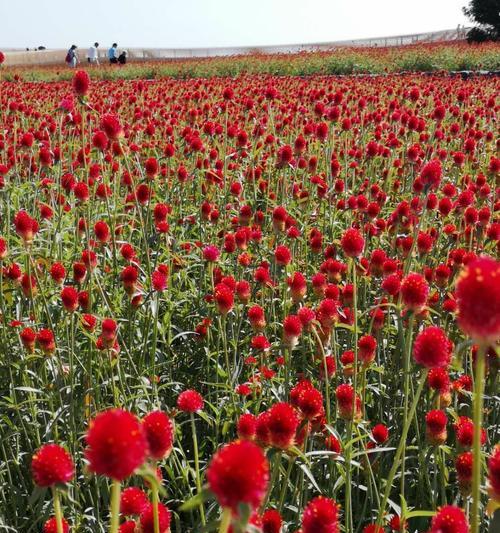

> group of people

[{"left": 65, "top": 43, "right": 128, "bottom": 67}]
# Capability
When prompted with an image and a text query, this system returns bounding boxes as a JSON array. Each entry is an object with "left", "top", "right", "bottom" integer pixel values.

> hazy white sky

[{"left": 0, "top": 0, "right": 470, "bottom": 49}]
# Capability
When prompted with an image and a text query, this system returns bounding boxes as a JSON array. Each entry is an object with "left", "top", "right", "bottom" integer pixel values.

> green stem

[
  {"left": 152, "top": 475, "right": 160, "bottom": 533},
  {"left": 52, "top": 487, "right": 64, "bottom": 533},
  {"left": 377, "top": 369, "right": 428, "bottom": 525},
  {"left": 400, "top": 314, "right": 415, "bottom": 500},
  {"left": 191, "top": 413, "right": 206, "bottom": 525},
  {"left": 471, "top": 344, "right": 486, "bottom": 533},
  {"left": 218, "top": 507, "right": 232, "bottom": 533},
  {"left": 109, "top": 479, "right": 121, "bottom": 533}
]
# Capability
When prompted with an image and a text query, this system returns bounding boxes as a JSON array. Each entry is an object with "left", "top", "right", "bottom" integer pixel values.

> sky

[{"left": 0, "top": 0, "right": 470, "bottom": 49}]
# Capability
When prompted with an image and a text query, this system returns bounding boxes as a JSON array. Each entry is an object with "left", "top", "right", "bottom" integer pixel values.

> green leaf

[{"left": 179, "top": 487, "right": 213, "bottom": 512}]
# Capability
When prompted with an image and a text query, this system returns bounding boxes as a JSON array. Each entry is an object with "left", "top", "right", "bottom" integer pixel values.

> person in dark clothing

[{"left": 117, "top": 50, "right": 128, "bottom": 65}]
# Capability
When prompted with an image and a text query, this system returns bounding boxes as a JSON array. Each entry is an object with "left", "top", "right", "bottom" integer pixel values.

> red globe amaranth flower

[
  {"left": 31, "top": 444, "right": 74, "bottom": 487},
  {"left": 401, "top": 273, "right": 429, "bottom": 311},
  {"left": 296, "top": 386, "right": 324, "bottom": 420},
  {"left": 302, "top": 496, "right": 339, "bottom": 533},
  {"left": 336, "top": 384, "right": 361, "bottom": 420},
  {"left": 72, "top": 70, "right": 90, "bottom": 96},
  {"left": 455, "top": 416, "right": 486, "bottom": 449},
  {"left": 214, "top": 284, "right": 234, "bottom": 315},
  {"left": 429, "top": 505, "right": 469, "bottom": 533},
  {"left": 152, "top": 265, "right": 169, "bottom": 291},
  {"left": 139, "top": 502, "right": 171, "bottom": 533},
  {"left": 14, "top": 210, "right": 39, "bottom": 244},
  {"left": 283, "top": 314, "right": 303, "bottom": 348},
  {"left": 61, "top": 286, "right": 79, "bottom": 312},
  {"left": 425, "top": 409, "right": 448, "bottom": 445},
  {"left": 101, "top": 114, "right": 123, "bottom": 140},
  {"left": 288, "top": 272, "right": 307, "bottom": 302},
  {"left": 92, "top": 130, "right": 108, "bottom": 151},
  {"left": 43, "top": 517, "right": 70, "bottom": 533},
  {"left": 20, "top": 327, "right": 36, "bottom": 352},
  {"left": 262, "top": 509, "right": 282, "bottom": 533},
  {"left": 341, "top": 228, "right": 365, "bottom": 258},
  {"left": 120, "top": 486, "right": 149, "bottom": 515},
  {"left": 177, "top": 389, "right": 204, "bottom": 412},
  {"left": 488, "top": 445, "right": 500, "bottom": 502},
  {"left": 420, "top": 159, "right": 442, "bottom": 190},
  {"left": 143, "top": 411, "right": 174, "bottom": 460},
  {"left": 372, "top": 423, "right": 389, "bottom": 444},
  {"left": 363, "top": 526, "right": 384, "bottom": 533},
  {"left": 274, "top": 244, "right": 292, "bottom": 266},
  {"left": 237, "top": 413, "right": 257, "bottom": 440},
  {"left": 203, "top": 244, "right": 220, "bottom": 262},
  {"left": 413, "top": 326, "right": 453, "bottom": 368},
  {"left": 455, "top": 451, "right": 473, "bottom": 495},
  {"left": 119, "top": 521, "right": 136, "bottom": 533},
  {"left": 358, "top": 335, "right": 377, "bottom": 364},
  {"left": 267, "top": 402, "right": 299, "bottom": 449},
  {"left": 248, "top": 305, "right": 266, "bottom": 331},
  {"left": 85, "top": 408, "right": 148, "bottom": 480},
  {"left": 36, "top": 328, "right": 56, "bottom": 355},
  {"left": 455, "top": 256, "right": 500, "bottom": 343},
  {"left": 206, "top": 440, "right": 269, "bottom": 512}
]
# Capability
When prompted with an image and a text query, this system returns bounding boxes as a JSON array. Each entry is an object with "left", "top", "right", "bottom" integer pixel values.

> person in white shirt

[{"left": 87, "top": 42, "right": 99, "bottom": 65}]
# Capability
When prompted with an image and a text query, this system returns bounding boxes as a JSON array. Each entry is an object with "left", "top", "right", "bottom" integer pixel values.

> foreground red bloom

[
  {"left": 413, "top": 326, "right": 453, "bottom": 368},
  {"left": 120, "top": 486, "right": 149, "bottom": 515},
  {"left": 85, "top": 408, "right": 148, "bottom": 480},
  {"left": 206, "top": 439, "right": 269, "bottom": 512},
  {"left": 139, "top": 502, "right": 171, "bottom": 533},
  {"left": 142, "top": 411, "right": 174, "bottom": 460},
  {"left": 177, "top": 389, "right": 204, "bottom": 412},
  {"left": 341, "top": 228, "right": 365, "bottom": 258},
  {"left": 372, "top": 423, "right": 389, "bottom": 444},
  {"left": 274, "top": 244, "right": 292, "bottom": 266},
  {"left": 237, "top": 413, "right": 257, "bottom": 440},
  {"left": 72, "top": 70, "right": 90, "bottom": 96},
  {"left": 267, "top": 402, "right": 299, "bottom": 449},
  {"left": 43, "top": 517, "right": 70, "bottom": 533},
  {"left": 31, "top": 444, "right": 74, "bottom": 487},
  {"left": 401, "top": 273, "right": 429, "bottom": 311},
  {"left": 283, "top": 314, "right": 303, "bottom": 348},
  {"left": 456, "top": 451, "right": 473, "bottom": 494},
  {"left": 336, "top": 383, "right": 361, "bottom": 420},
  {"left": 61, "top": 286, "right": 79, "bottom": 312},
  {"left": 214, "top": 284, "right": 234, "bottom": 315},
  {"left": 455, "top": 256, "right": 500, "bottom": 343},
  {"left": 36, "top": 328, "right": 56, "bottom": 355},
  {"left": 425, "top": 409, "right": 448, "bottom": 445},
  {"left": 203, "top": 244, "right": 220, "bottom": 262},
  {"left": 363, "top": 525, "right": 384, "bottom": 533},
  {"left": 302, "top": 496, "right": 339, "bottom": 533},
  {"left": 419, "top": 158, "right": 442, "bottom": 190},
  {"left": 262, "top": 509, "right": 282, "bottom": 533},
  {"left": 488, "top": 445, "right": 500, "bottom": 502},
  {"left": 101, "top": 114, "right": 123, "bottom": 140},
  {"left": 14, "top": 210, "right": 39, "bottom": 244},
  {"left": 429, "top": 505, "right": 469, "bottom": 533},
  {"left": 119, "top": 521, "right": 136, "bottom": 533}
]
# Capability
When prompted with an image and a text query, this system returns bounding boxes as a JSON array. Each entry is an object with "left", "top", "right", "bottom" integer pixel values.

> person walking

[
  {"left": 65, "top": 45, "right": 78, "bottom": 68},
  {"left": 108, "top": 43, "right": 118, "bottom": 64},
  {"left": 87, "top": 42, "right": 99, "bottom": 65}
]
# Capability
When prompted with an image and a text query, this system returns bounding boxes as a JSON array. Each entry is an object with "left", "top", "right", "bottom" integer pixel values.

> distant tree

[{"left": 463, "top": 0, "right": 500, "bottom": 42}]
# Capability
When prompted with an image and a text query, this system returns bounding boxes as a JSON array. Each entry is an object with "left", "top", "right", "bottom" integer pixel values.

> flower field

[
  {"left": 1, "top": 41, "right": 500, "bottom": 82},
  {"left": 0, "top": 66, "right": 499, "bottom": 533}
]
